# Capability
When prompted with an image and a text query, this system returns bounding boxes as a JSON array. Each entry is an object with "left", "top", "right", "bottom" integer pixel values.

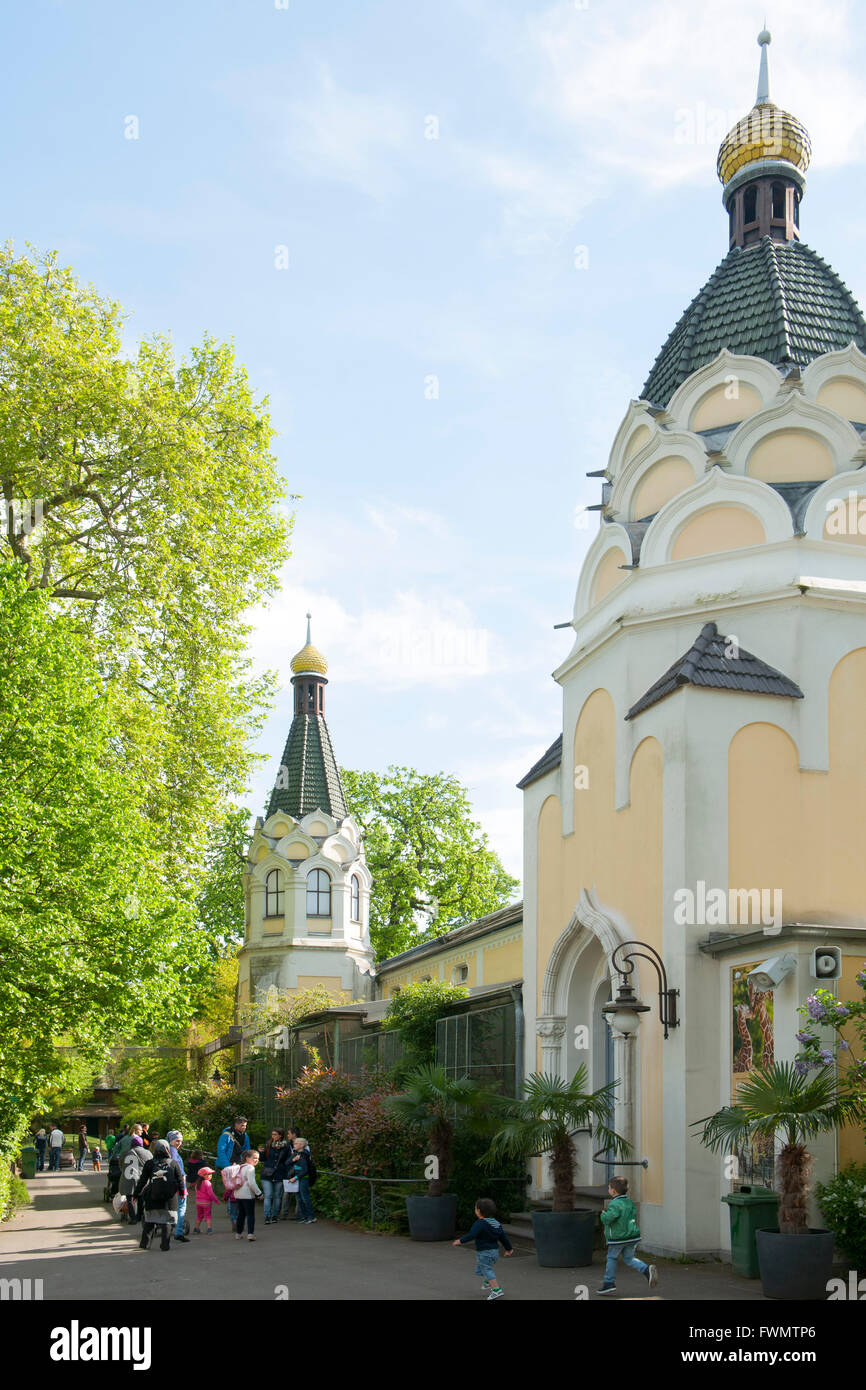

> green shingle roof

[
  {"left": 266, "top": 714, "right": 348, "bottom": 821},
  {"left": 642, "top": 238, "right": 866, "bottom": 408}
]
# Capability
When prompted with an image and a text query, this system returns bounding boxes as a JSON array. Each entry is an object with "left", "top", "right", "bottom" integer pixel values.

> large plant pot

[
  {"left": 756, "top": 1228, "right": 835, "bottom": 1300},
  {"left": 532, "top": 1209, "right": 596, "bottom": 1267},
  {"left": 405, "top": 1193, "right": 458, "bottom": 1241}
]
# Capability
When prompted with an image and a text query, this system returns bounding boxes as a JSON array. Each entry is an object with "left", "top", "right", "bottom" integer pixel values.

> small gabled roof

[
  {"left": 517, "top": 734, "right": 563, "bottom": 790},
  {"left": 626, "top": 622, "right": 803, "bottom": 720}
]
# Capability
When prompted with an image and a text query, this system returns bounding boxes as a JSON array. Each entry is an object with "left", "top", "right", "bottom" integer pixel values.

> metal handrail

[{"left": 317, "top": 1168, "right": 527, "bottom": 1230}]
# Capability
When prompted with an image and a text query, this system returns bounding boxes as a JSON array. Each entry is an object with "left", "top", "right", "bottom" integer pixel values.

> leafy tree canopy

[{"left": 341, "top": 765, "right": 518, "bottom": 959}]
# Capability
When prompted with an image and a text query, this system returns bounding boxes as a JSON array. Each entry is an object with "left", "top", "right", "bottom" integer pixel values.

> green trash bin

[
  {"left": 19, "top": 1145, "right": 37, "bottom": 1180},
  {"left": 722, "top": 1185, "right": 780, "bottom": 1278}
]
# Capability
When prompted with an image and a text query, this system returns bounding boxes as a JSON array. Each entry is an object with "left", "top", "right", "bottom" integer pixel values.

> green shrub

[
  {"left": 384, "top": 980, "right": 468, "bottom": 1070},
  {"left": 450, "top": 1128, "right": 527, "bottom": 1229},
  {"left": 2, "top": 1176, "right": 32, "bottom": 1221},
  {"left": 184, "top": 1081, "right": 260, "bottom": 1153},
  {"left": 816, "top": 1164, "right": 866, "bottom": 1268}
]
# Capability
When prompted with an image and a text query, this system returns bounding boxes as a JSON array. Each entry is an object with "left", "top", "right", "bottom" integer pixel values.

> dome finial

[
  {"left": 756, "top": 27, "right": 772, "bottom": 104},
  {"left": 305, "top": 611, "right": 312, "bottom": 645}
]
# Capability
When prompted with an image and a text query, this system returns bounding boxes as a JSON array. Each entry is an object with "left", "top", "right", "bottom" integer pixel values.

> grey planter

[
  {"left": 405, "top": 1193, "right": 458, "bottom": 1241},
  {"left": 756, "top": 1227, "right": 835, "bottom": 1300},
  {"left": 532, "top": 1209, "right": 596, "bottom": 1267}
]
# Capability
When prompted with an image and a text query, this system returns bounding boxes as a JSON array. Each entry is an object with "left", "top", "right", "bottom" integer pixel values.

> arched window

[
  {"left": 743, "top": 185, "right": 758, "bottom": 224},
  {"left": 771, "top": 182, "right": 786, "bottom": 219},
  {"left": 350, "top": 875, "right": 361, "bottom": 922},
  {"left": 306, "top": 868, "right": 331, "bottom": 918},
  {"left": 265, "top": 870, "right": 284, "bottom": 918}
]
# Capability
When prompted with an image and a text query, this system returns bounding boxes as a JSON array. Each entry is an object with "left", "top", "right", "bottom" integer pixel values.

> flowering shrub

[
  {"left": 816, "top": 1164, "right": 866, "bottom": 1269},
  {"left": 276, "top": 1066, "right": 362, "bottom": 1166},
  {"left": 794, "top": 971, "right": 866, "bottom": 1119}
]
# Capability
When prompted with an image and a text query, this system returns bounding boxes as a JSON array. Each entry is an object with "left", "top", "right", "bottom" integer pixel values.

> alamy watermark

[{"left": 673, "top": 881, "right": 782, "bottom": 934}]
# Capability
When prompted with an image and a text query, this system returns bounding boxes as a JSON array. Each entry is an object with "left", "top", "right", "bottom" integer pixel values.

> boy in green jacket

[{"left": 597, "top": 1176, "right": 658, "bottom": 1295}]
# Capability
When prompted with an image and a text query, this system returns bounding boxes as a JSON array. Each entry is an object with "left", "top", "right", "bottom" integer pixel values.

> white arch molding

[{"left": 534, "top": 887, "right": 643, "bottom": 1198}]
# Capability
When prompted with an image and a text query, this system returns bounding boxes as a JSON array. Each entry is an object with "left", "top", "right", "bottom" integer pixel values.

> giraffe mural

[
  {"left": 735, "top": 1003, "right": 753, "bottom": 1073},
  {"left": 748, "top": 978, "right": 774, "bottom": 1069}
]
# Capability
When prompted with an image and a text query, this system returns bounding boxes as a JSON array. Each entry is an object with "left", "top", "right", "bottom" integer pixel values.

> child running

[
  {"left": 192, "top": 1166, "right": 220, "bottom": 1234},
  {"left": 597, "top": 1176, "right": 658, "bottom": 1295},
  {"left": 233, "top": 1150, "right": 263, "bottom": 1240},
  {"left": 453, "top": 1197, "right": 513, "bottom": 1300}
]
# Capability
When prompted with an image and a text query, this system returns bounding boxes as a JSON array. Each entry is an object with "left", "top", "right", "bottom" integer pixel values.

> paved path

[{"left": 0, "top": 1172, "right": 770, "bottom": 1301}]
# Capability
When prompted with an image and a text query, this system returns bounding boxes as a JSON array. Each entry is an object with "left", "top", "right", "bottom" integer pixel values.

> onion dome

[
  {"left": 639, "top": 33, "right": 866, "bottom": 408},
  {"left": 716, "top": 31, "right": 810, "bottom": 196},
  {"left": 290, "top": 613, "right": 328, "bottom": 675}
]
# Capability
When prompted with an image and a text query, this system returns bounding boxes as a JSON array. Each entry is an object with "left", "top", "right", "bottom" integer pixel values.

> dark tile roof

[
  {"left": 626, "top": 622, "right": 804, "bottom": 720},
  {"left": 266, "top": 714, "right": 348, "bottom": 821},
  {"left": 642, "top": 238, "right": 866, "bottom": 408},
  {"left": 517, "top": 734, "right": 563, "bottom": 789}
]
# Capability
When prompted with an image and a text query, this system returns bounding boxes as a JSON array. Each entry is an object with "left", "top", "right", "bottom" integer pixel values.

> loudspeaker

[{"left": 810, "top": 947, "right": 842, "bottom": 981}]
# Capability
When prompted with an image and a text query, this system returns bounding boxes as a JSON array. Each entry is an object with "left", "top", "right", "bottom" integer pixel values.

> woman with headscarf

[
  {"left": 133, "top": 1139, "right": 186, "bottom": 1252},
  {"left": 119, "top": 1134, "right": 148, "bottom": 1226}
]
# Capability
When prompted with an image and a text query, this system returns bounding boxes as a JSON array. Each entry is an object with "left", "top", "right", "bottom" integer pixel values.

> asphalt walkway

[{"left": 0, "top": 1171, "right": 771, "bottom": 1301}]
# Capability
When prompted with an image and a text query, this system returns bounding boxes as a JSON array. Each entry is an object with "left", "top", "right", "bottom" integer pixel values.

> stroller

[{"left": 104, "top": 1148, "right": 121, "bottom": 1202}]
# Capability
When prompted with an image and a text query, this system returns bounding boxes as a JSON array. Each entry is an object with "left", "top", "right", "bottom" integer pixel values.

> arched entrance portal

[{"left": 535, "top": 887, "right": 638, "bottom": 1196}]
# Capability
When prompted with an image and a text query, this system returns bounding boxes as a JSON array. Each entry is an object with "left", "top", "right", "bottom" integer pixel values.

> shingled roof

[
  {"left": 517, "top": 734, "right": 563, "bottom": 790},
  {"left": 626, "top": 622, "right": 803, "bottom": 720},
  {"left": 266, "top": 714, "right": 348, "bottom": 821},
  {"left": 642, "top": 238, "right": 866, "bottom": 408}
]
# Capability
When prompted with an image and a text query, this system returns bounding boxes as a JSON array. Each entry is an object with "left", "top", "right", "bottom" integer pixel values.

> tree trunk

[
  {"left": 777, "top": 1144, "right": 810, "bottom": 1235},
  {"left": 551, "top": 1135, "right": 576, "bottom": 1212}
]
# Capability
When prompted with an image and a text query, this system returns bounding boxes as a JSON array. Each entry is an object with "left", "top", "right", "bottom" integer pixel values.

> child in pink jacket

[{"left": 193, "top": 1167, "right": 221, "bottom": 1234}]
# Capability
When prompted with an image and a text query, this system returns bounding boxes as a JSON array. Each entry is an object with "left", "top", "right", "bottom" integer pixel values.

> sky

[{"left": 5, "top": 0, "right": 866, "bottom": 883}]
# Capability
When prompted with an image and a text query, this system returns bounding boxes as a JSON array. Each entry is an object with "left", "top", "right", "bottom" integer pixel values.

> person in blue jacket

[
  {"left": 453, "top": 1197, "right": 513, "bottom": 1300},
  {"left": 216, "top": 1116, "right": 251, "bottom": 1171}
]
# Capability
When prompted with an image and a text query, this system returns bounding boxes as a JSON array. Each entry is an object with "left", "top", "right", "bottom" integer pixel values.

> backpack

[{"left": 142, "top": 1160, "right": 180, "bottom": 1209}]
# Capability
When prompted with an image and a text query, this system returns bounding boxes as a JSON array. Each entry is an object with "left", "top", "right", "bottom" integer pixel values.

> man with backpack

[{"left": 133, "top": 1139, "right": 185, "bottom": 1251}]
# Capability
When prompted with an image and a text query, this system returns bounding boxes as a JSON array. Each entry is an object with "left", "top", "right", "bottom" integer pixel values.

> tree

[
  {"left": 0, "top": 563, "right": 216, "bottom": 1210},
  {"left": 483, "top": 1069, "right": 629, "bottom": 1212},
  {"left": 340, "top": 766, "right": 518, "bottom": 959},
  {"left": 196, "top": 809, "right": 250, "bottom": 954},
  {"left": 0, "top": 243, "right": 292, "bottom": 886},
  {"left": 693, "top": 1063, "right": 864, "bottom": 1234}
]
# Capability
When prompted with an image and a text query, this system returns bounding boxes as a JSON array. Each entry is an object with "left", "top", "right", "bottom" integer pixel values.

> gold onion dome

[
  {"left": 716, "top": 30, "right": 811, "bottom": 188},
  {"left": 290, "top": 613, "right": 328, "bottom": 675}
]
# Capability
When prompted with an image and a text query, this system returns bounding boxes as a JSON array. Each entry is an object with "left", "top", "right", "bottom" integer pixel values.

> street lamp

[
  {"left": 211, "top": 1067, "right": 222, "bottom": 1084},
  {"left": 603, "top": 940, "right": 679, "bottom": 1039}
]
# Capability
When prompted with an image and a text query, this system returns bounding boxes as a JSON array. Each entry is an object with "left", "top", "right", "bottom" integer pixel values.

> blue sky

[{"left": 5, "top": 0, "right": 866, "bottom": 881}]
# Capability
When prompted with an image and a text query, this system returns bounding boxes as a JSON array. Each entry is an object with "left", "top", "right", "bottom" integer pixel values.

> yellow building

[{"left": 521, "top": 33, "right": 866, "bottom": 1255}]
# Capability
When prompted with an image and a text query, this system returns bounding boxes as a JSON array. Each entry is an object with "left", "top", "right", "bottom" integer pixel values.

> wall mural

[{"left": 730, "top": 963, "right": 775, "bottom": 1187}]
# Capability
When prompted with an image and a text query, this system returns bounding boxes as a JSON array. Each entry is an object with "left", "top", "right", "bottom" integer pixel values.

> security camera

[
  {"left": 810, "top": 947, "right": 842, "bottom": 981},
  {"left": 747, "top": 953, "right": 797, "bottom": 990}
]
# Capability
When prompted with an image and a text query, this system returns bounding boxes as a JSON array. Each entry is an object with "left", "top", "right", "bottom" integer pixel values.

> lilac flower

[
  {"left": 806, "top": 995, "right": 827, "bottom": 1021},
  {"left": 793, "top": 1059, "right": 808, "bottom": 1078},
  {"left": 819, "top": 1049, "right": 834, "bottom": 1065},
  {"left": 795, "top": 1031, "right": 814, "bottom": 1044},
  {"left": 839, "top": 1040, "right": 850, "bottom": 1051},
  {"left": 834, "top": 1005, "right": 850, "bottom": 1017}
]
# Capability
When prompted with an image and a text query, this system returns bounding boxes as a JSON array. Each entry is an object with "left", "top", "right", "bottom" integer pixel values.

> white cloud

[{"left": 521, "top": 1, "right": 866, "bottom": 187}]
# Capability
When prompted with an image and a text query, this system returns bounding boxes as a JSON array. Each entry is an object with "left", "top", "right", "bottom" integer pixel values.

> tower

[
  {"left": 237, "top": 618, "right": 375, "bottom": 1013},
  {"left": 522, "top": 32, "right": 866, "bottom": 1252}
]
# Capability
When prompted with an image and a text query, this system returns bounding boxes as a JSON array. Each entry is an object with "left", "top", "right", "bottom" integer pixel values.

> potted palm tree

[
  {"left": 483, "top": 1068, "right": 630, "bottom": 1267},
  {"left": 694, "top": 1063, "right": 864, "bottom": 1300},
  {"left": 386, "top": 1063, "right": 485, "bottom": 1241}
]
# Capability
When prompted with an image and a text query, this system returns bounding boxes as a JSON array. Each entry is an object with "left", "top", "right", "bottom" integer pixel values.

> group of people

[
  {"left": 105, "top": 1115, "right": 316, "bottom": 1251},
  {"left": 32, "top": 1124, "right": 100, "bottom": 1173}
]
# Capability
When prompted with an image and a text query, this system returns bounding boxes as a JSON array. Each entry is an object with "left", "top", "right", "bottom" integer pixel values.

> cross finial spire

[
  {"left": 305, "top": 612, "right": 312, "bottom": 645},
  {"left": 756, "top": 27, "right": 772, "bottom": 105}
]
